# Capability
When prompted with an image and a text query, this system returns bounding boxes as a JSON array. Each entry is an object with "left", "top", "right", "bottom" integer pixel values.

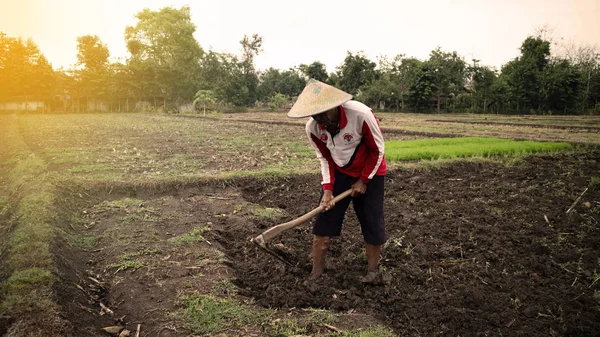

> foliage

[
  {"left": 238, "top": 33, "right": 263, "bottom": 106},
  {"left": 74, "top": 35, "right": 110, "bottom": 110},
  {"left": 542, "top": 59, "right": 582, "bottom": 114},
  {"left": 0, "top": 33, "right": 55, "bottom": 104},
  {"left": 76, "top": 35, "right": 110, "bottom": 71},
  {"left": 199, "top": 50, "right": 248, "bottom": 107},
  {"left": 257, "top": 67, "right": 305, "bottom": 101},
  {"left": 193, "top": 89, "right": 216, "bottom": 115},
  {"left": 124, "top": 6, "right": 203, "bottom": 106},
  {"left": 299, "top": 61, "right": 329, "bottom": 82},
  {"left": 466, "top": 60, "right": 496, "bottom": 113},
  {"left": 267, "top": 93, "right": 289, "bottom": 111},
  {"left": 406, "top": 63, "right": 437, "bottom": 112},
  {"left": 428, "top": 47, "right": 468, "bottom": 112},
  {"left": 336, "top": 51, "right": 378, "bottom": 95}
]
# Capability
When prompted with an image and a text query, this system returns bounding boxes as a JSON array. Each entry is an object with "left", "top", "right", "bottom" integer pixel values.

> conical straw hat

[{"left": 287, "top": 79, "right": 352, "bottom": 118}]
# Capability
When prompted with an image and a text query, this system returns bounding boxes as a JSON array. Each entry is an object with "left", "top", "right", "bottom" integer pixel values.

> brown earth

[
  {"left": 229, "top": 151, "right": 600, "bottom": 337},
  {"left": 54, "top": 150, "right": 600, "bottom": 336},
  {"left": 425, "top": 119, "right": 600, "bottom": 132}
]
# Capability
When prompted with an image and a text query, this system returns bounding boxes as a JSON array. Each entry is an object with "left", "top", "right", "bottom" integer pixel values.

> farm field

[{"left": 0, "top": 112, "right": 599, "bottom": 337}]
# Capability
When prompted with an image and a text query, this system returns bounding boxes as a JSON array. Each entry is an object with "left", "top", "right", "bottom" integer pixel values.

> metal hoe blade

[{"left": 251, "top": 235, "right": 294, "bottom": 267}]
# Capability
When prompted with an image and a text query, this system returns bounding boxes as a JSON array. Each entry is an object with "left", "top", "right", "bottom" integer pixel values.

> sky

[{"left": 1, "top": 0, "right": 599, "bottom": 73}]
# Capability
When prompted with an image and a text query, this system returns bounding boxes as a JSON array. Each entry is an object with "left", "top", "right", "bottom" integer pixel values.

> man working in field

[{"left": 287, "top": 79, "right": 387, "bottom": 284}]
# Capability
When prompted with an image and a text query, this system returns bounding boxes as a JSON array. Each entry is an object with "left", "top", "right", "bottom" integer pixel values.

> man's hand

[
  {"left": 320, "top": 190, "right": 335, "bottom": 211},
  {"left": 351, "top": 180, "right": 367, "bottom": 197}
]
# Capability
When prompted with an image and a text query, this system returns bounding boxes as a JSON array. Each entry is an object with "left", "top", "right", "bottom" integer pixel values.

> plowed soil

[
  {"left": 58, "top": 150, "right": 600, "bottom": 336},
  {"left": 226, "top": 151, "right": 600, "bottom": 336}
]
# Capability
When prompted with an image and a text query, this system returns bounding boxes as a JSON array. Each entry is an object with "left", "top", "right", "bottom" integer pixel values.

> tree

[
  {"left": 239, "top": 34, "right": 263, "bottom": 106},
  {"left": 542, "top": 59, "right": 582, "bottom": 114},
  {"left": 359, "top": 55, "right": 422, "bottom": 111},
  {"left": 358, "top": 74, "right": 397, "bottom": 110},
  {"left": 428, "top": 47, "right": 467, "bottom": 112},
  {"left": 299, "top": 61, "right": 328, "bottom": 82},
  {"left": 193, "top": 89, "right": 216, "bottom": 115},
  {"left": 336, "top": 51, "right": 377, "bottom": 95},
  {"left": 469, "top": 60, "right": 497, "bottom": 113},
  {"left": 488, "top": 75, "right": 511, "bottom": 114},
  {"left": 76, "top": 35, "right": 109, "bottom": 71},
  {"left": 406, "top": 63, "right": 437, "bottom": 112},
  {"left": 502, "top": 36, "right": 551, "bottom": 113},
  {"left": 0, "top": 33, "right": 55, "bottom": 109},
  {"left": 257, "top": 67, "right": 305, "bottom": 101},
  {"left": 557, "top": 41, "right": 600, "bottom": 113},
  {"left": 268, "top": 93, "right": 289, "bottom": 111},
  {"left": 75, "top": 35, "right": 110, "bottom": 111},
  {"left": 392, "top": 57, "right": 423, "bottom": 111},
  {"left": 125, "top": 6, "right": 203, "bottom": 107}
]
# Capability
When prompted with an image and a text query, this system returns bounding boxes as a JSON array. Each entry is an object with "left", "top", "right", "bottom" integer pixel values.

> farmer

[{"left": 287, "top": 79, "right": 387, "bottom": 284}]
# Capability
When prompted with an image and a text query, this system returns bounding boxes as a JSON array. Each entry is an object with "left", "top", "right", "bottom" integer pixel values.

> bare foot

[
  {"left": 303, "top": 274, "right": 322, "bottom": 292},
  {"left": 360, "top": 270, "right": 382, "bottom": 285}
]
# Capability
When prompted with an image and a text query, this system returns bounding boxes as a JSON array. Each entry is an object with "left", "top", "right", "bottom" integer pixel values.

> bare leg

[
  {"left": 310, "top": 235, "right": 329, "bottom": 279},
  {"left": 365, "top": 243, "right": 381, "bottom": 272},
  {"left": 360, "top": 243, "right": 382, "bottom": 284}
]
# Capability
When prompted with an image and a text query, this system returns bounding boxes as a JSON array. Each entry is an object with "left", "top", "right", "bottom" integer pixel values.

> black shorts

[{"left": 313, "top": 171, "right": 387, "bottom": 245}]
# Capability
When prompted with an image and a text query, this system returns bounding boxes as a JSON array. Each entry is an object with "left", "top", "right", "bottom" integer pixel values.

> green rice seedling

[{"left": 385, "top": 137, "right": 571, "bottom": 162}]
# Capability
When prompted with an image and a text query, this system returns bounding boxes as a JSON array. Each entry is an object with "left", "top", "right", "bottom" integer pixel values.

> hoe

[{"left": 251, "top": 189, "right": 352, "bottom": 265}]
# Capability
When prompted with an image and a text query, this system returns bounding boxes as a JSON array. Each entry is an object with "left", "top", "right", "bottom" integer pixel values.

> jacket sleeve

[
  {"left": 306, "top": 121, "right": 335, "bottom": 191},
  {"left": 359, "top": 111, "right": 385, "bottom": 183}
]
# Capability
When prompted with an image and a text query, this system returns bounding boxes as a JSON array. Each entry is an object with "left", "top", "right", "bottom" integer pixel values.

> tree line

[{"left": 0, "top": 6, "right": 599, "bottom": 114}]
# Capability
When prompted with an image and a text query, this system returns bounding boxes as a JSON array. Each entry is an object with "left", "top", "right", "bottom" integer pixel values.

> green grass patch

[
  {"left": 179, "top": 292, "right": 265, "bottom": 334},
  {"left": 71, "top": 235, "right": 97, "bottom": 249},
  {"left": 9, "top": 184, "right": 55, "bottom": 271},
  {"left": 168, "top": 227, "right": 210, "bottom": 246},
  {"left": 289, "top": 142, "right": 315, "bottom": 157},
  {"left": 107, "top": 259, "right": 144, "bottom": 273},
  {"left": 196, "top": 250, "right": 228, "bottom": 266},
  {"left": 303, "top": 308, "right": 336, "bottom": 325},
  {"left": 0, "top": 116, "right": 71, "bottom": 334},
  {"left": 211, "top": 279, "right": 238, "bottom": 296},
  {"left": 228, "top": 138, "right": 253, "bottom": 146},
  {"left": 270, "top": 318, "right": 308, "bottom": 336},
  {"left": 0, "top": 196, "right": 9, "bottom": 218},
  {"left": 333, "top": 326, "right": 395, "bottom": 337},
  {"left": 252, "top": 207, "right": 283, "bottom": 219},
  {"left": 223, "top": 154, "right": 320, "bottom": 181},
  {"left": 0, "top": 268, "right": 55, "bottom": 313},
  {"left": 385, "top": 137, "right": 571, "bottom": 162},
  {"left": 69, "top": 214, "right": 89, "bottom": 228},
  {"left": 68, "top": 163, "right": 118, "bottom": 174},
  {"left": 102, "top": 232, "right": 132, "bottom": 247},
  {"left": 121, "top": 213, "right": 160, "bottom": 223},
  {"left": 0, "top": 268, "right": 52, "bottom": 294},
  {"left": 589, "top": 177, "right": 600, "bottom": 191},
  {"left": 108, "top": 248, "right": 162, "bottom": 273}
]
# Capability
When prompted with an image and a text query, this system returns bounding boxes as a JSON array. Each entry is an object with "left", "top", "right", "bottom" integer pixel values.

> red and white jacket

[{"left": 306, "top": 100, "right": 386, "bottom": 191}]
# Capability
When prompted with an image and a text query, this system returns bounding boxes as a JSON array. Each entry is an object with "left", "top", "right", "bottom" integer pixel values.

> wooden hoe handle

[{"left": 257, "top": 189, "right": 352, "bottom": 244}]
